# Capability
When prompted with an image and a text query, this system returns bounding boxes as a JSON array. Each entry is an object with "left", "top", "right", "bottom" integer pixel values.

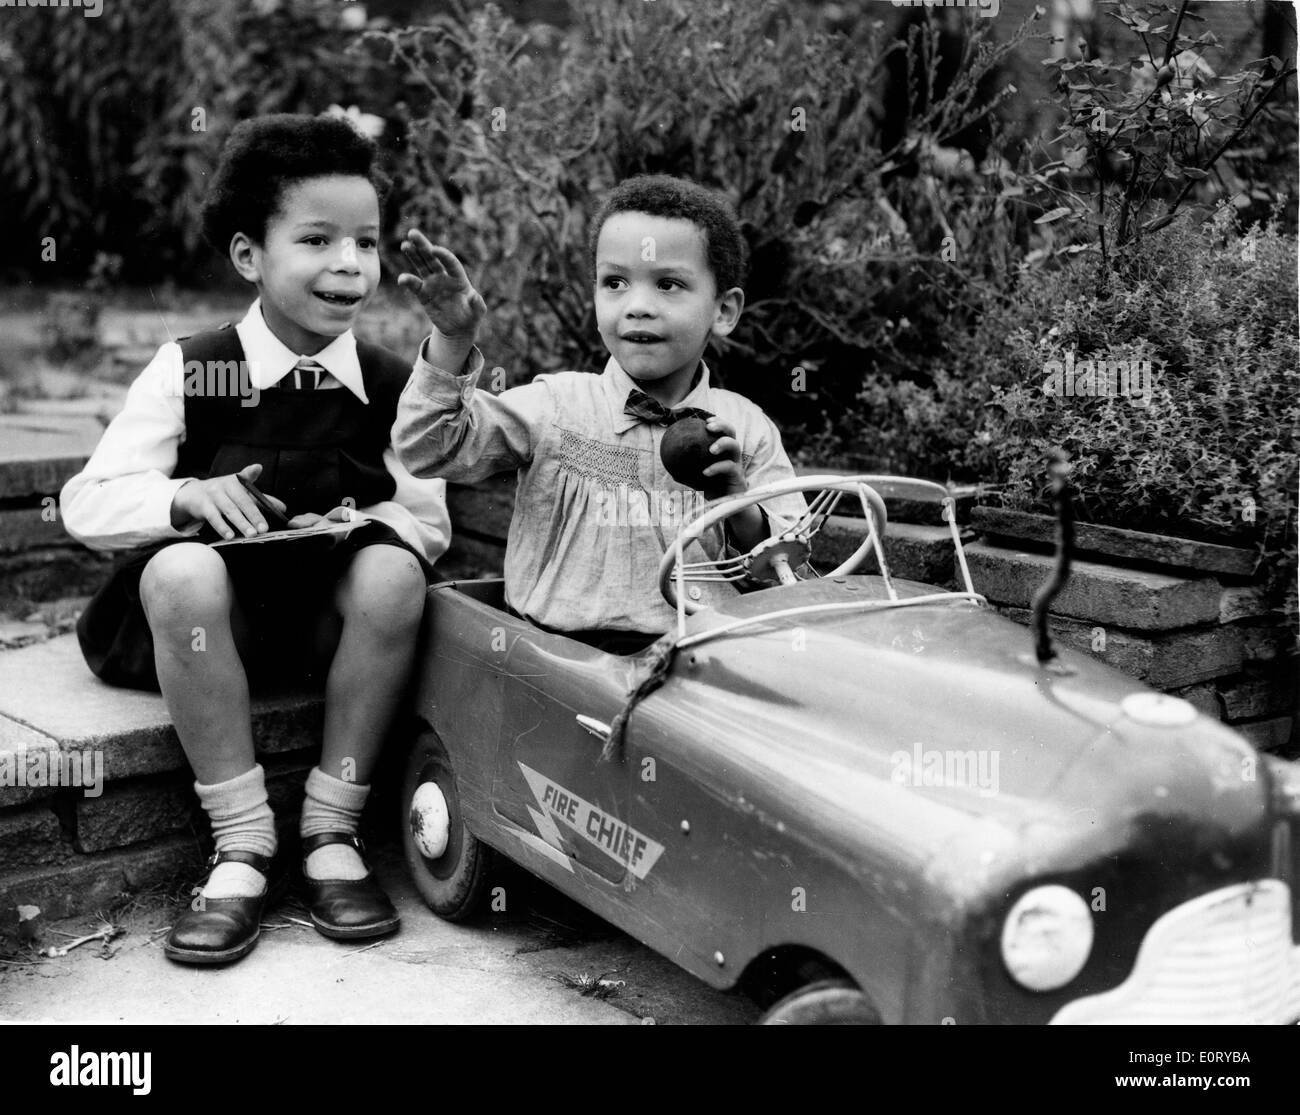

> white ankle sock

[
  {"left": 300, "top": 768, "right": 370, "bottom": 881},
  {"left": 194, "top": 766, "right": 277, "bottom": 900}
]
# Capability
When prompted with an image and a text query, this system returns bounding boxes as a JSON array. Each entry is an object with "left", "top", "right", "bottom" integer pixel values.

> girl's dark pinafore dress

[{"left": 75, "top": 324, "right": 426, "bottom": 691}]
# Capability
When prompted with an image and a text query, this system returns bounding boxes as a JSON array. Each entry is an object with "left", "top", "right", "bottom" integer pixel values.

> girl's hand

[
  {"left": 286, "top": 506, "right": 358, "bottom": 530},
  {"left": 398, "top": 230, "right": 486, "bottom": 340},
  {"left": 170, "top": 463, "right": 287, "bottom": 539}
]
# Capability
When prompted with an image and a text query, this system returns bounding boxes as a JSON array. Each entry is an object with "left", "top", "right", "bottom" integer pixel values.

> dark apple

[{"left": 659, "top": 415, "right": 718, "bottom": 491}]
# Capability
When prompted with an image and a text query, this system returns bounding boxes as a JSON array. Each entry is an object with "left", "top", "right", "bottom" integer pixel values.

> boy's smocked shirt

[
  {"left": 60, "top": 300, "right": 451, "bottom": 565},
  {"left": 393, "top": 343, "right": 808, "bottom": 635}
]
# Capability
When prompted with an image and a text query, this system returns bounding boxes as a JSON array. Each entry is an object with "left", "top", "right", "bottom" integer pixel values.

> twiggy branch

[
  {"left": 1162, "top": 1, "right": 1189, "bottom": 67},
  {"left": 1152, "top": 67, "right": 1295, "bottom": 228}
]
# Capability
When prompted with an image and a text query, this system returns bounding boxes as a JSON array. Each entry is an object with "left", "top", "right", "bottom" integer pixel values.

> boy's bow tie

[{"left": 624, "top": 388, "right": 713, "bottom": 427}]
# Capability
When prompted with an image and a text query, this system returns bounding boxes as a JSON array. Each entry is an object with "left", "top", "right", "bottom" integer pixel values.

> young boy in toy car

[{"left": 393, "top": 175, "right": 807, "bottom": 649}]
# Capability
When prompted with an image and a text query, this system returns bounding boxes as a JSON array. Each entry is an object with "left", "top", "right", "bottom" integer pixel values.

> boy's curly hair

[
  {"left": 201, "top": 114, "right": 391, "bottom": 255},
  {"left": 587, "top": 175, "right": 748, "bottom": 292}
]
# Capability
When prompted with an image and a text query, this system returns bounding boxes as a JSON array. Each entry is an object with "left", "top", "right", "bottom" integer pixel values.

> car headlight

[{"left": 1000, "top": 885, "right": 1094, "bottom": 992}]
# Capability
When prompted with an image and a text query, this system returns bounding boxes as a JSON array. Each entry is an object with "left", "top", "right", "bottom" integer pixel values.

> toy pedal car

[{"left": 398, "top": 475, "right": 1300, "bottom": 1024}]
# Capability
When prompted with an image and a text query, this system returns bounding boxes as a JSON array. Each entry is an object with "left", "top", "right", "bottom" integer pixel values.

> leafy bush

[
  {"left": 0, "top": 0, "right": 186, "bottom": 279},
  {"left": 811, "top": 0, "right": 1297, "bottom": 623},
  {"left": 0, "top": 0, "right": 406, "bottom": 282},
  {"left": 975, "top": 207, "right": 1297, "bottom": 614},
  {"left": 377, "top": 0, "right": 1035, "bottom": 439},
  {"left": 1034, "top": 0, "right": 1297, "bottom": 260}
]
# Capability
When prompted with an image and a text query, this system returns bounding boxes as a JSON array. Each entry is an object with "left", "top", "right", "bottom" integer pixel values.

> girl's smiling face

[
  {"left": 230, "top": 174, "right": 381, "bottom": 355},
  {"left": 594, "top": 212, "right": 743, "bottom": 404}
]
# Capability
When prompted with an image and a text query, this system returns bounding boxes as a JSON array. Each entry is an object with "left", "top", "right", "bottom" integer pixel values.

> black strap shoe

[
  {"left": 164, "top": 849, "right": 274, "bottom": 966},
  {"left": 302, "top": 832, "right": 400, "bottom": 941}
]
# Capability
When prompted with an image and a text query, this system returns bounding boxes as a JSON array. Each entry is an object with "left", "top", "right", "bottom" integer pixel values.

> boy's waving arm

[
  {"left": 393, "top": 230, "right": 548, "bottom": 483},
  {"left": 397, "top": 229, "right": 485, "bottom": 377}
]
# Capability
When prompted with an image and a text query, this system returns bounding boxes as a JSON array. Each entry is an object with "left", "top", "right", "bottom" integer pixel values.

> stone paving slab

[
  {"left": 1236, "top": 716, "right": 1295, "bottom": 752},
  {"left": 999, "top": 606, "right": 1244, "bottom": 690},
  {"left": 0, "top": 618, "right": 51, "bottom": 648},
  {"left": 74, "top": 777, "right": 197, "bottom": 854},
  {"left": 0, "top": 508, "right": 73, "bottom": 555},
  {"left": 1221, "top": 670, "right": 1299, "bottom": 720},
  {"left": 0, "top": 718, "right": 59, "bottom": 807},
  {"left": 0, "top": 804, "right": 70, "bottom": 872},
  {"left": 818, "top": 518, "right": 954, "bottom": 586},
  {"left": 0, "top": 846, "right": 756, "bottom": 1025},
  {"left": 0, "top": 635, "right": 323, "bottom": 786},
  {"left": 968, "top": 542, "right": 1222, "bottom": 630},
  {"left": 972, "top": 507, "right": 1259, "bottom": 577},
  {"left": 1218, "top": 585, "right": 1278, "bottom": 624},
  {"left": 0, "top": 833, "right": 202, "bottom": 924},
  {"left": 0, "top": 393, "right": 127, "bottom": 499}
]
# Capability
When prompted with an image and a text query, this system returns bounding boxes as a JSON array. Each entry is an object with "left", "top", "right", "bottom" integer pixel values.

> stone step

[
  {"left": 1220, "top": 667, "right": 1299, "bottom": 720},
  {"left": 0, "top": 635, "right": 325, "bottom": 920},
  {"left": 0, "top": 833, "right": 204, "bottom": 924},
  {"left": 1235, "top": 716, "right": 1296, "bottom": 752},
  {"left": 0, "top": 549, "right": 109, "bottom": 614},
  {"left": 0, "top": 401, "right": 113, "bottom": 499},
  {"left": 0, "top": 636, "right": 324, "bottom": 797},
  {"left": 972, "top": 507, "right": 1260, "bottom": 577},
  {"left": 966, "top": 542, "right": 1223, "bottom": 630},
  {"left": 0, "top": 507, "right": 74, "bottom": 554},
  {"left": 997, "top": 606, "right": 1243, "bottom": 690},
  {"left": 816, "top": 518, "right": 955, "bottom": 586}
]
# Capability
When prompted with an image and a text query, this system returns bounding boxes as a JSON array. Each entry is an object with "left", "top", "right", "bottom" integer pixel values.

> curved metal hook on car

[{"left": 1030, "top": 453, "right": 1075, "bottom": 665}]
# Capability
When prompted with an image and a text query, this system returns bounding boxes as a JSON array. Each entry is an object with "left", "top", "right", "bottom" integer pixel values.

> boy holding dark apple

[{"left": 393, "top": 175, "right": 805, "bottom": 646}]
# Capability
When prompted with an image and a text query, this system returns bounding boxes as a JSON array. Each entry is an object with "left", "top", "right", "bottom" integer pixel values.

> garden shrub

[
  {"left": 973, "top": 206, "right": 1297, "bottom": 619},
  {"left": 378, "top": 0, "right": 1035, "bottom": 439},
  {"left": 0, "top": 0, "right": 407, "bottom": 283},
  {"left": 0, "top": 0, "right": 186, "bottom": 280}
]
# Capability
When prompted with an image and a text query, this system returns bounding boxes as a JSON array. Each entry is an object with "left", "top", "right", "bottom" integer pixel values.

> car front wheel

[
  {"left": 401, "top": 728, "right": 494, "bottom": 921},
  {"left": 758, "top": 979, "right": 881, "bottom": 1025}
]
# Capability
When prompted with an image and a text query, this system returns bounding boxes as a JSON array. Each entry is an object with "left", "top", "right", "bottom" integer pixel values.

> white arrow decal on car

[{"left": 519, "top": 762, "right": 666, "bottom": 879}]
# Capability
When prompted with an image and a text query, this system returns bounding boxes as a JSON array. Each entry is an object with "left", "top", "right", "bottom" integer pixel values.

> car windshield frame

[{"left": 669, "top": 475, "right": 986, "bottom": 650}]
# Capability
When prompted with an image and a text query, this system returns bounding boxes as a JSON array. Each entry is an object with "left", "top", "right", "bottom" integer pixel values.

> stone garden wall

[
  {"left": 1, "top": 459, "right": 1295, "bottom": 933},
  {"left": 968, "top": 509, "right": 1296, "bottom": 753}
]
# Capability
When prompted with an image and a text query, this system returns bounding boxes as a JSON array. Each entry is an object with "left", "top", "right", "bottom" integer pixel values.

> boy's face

[
  {"left": 594, "top": 212, "right": 743, "bottom": 403},
  {"left": 230, "top": 174, "right": 381, "bottom": 354}
]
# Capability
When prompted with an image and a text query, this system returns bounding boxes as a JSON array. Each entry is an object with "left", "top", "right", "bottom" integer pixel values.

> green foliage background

[
  {"left": 0, "top": 0, "right": 1295, "bottom": 614},
  {"left": 0, "top": 0, "right": 405, "bottom": 281}
]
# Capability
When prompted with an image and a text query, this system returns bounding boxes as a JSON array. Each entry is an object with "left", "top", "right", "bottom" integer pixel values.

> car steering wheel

[{"left": 659, "top": 474, "right": 949, "bottom": 614}]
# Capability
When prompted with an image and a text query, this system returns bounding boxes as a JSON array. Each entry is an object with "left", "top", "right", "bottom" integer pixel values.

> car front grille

[{"left": 1052, "top": 880, "right": 1300, "bottom": 1024}]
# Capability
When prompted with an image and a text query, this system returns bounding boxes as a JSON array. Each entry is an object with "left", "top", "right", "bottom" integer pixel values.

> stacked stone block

[
  {"left": 968, "top": 509, "right": 1296, "bottom": 755},
  {"left": 0, "top": 650, "right": 325, "bottom": 930}
]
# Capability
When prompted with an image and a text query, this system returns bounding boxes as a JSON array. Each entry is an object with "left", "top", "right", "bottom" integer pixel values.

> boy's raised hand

[{"left": 398, "top": 230, "right": 485, "bottom": 340}]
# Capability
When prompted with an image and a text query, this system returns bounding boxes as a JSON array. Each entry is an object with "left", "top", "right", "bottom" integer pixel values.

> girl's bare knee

[
  {"left": 338, "top": 548, "right": 426, "bottom": 629},
  {"left": 140, "top": 544, "right": 232, "bottom": 623}
]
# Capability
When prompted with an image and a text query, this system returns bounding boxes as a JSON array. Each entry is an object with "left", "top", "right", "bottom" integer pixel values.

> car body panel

[{"left": 409, "top": 575, "right": 1297, "bottom": 1023}]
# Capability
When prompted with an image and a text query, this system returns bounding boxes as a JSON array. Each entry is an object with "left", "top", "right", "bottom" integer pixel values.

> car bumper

[{"left": 1051, "top": 880, "right": 1300, "bottom": 1025}]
